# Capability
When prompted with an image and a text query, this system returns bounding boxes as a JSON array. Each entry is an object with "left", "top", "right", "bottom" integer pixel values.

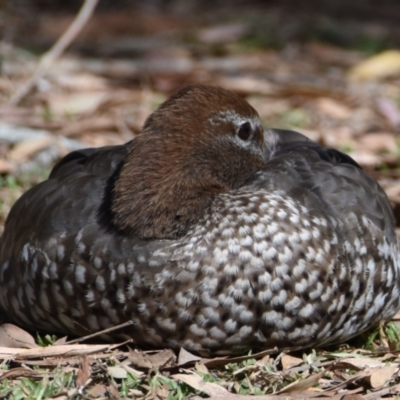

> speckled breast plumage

[{"left": 0, "top": 114, "right": 399, "bottom": 355}]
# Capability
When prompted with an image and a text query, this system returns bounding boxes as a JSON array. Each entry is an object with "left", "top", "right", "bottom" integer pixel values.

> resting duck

[{"left": 0, "top": 85, "right": 399, "bottom": 356}]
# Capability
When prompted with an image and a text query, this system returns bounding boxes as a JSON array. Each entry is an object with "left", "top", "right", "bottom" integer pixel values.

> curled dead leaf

[
  {"left": 178, "top": 347, "right": 201, "bottom": 365},
  {"left": 0, "top": 323, "right": 39, "bottom": 349},
  {"left": 89, "top": 383, "right": 108, "bottom": 397},
  {"left": 369, "top": 366, "right": 398, "bottom": 389},
  {"left": 76, "top": 355, "right": 91, "bottom": 387},
  {"left": 281, "top": 354, "right": 303, "bottom": 370}
]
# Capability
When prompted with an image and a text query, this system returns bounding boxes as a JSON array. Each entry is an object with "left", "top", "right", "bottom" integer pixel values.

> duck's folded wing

[{"left": 247, "top": 128, "right": 396, "bottom": 243}]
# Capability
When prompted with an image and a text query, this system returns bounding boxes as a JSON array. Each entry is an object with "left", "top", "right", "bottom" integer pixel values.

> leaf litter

[{"left": 1, "top": 323, "right": 400, "bottom": 398}]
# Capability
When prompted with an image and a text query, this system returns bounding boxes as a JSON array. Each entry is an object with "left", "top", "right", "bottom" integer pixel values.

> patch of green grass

[
  {"left": 237, "top": 32, "right": 283, "bottom": 51},
  {"left": 384, "top": 323, "right": 400, "bottom": 350},
  {"left": 41, "top": 105, "right": 55, "bottom": 122},
  {"left": 0, "top": 175, "right": 19, "bottom": 190},
  {"left": 358, "top": 322, "right": 400, "bottom": 351},
  {"left": 377, "top": 162, "right": 390, "bottom": 172},
  {"left": 393, "top": 142, "right": 400, "bottom": 158},
  {"left": 340, "top": 143, "right": 355, "bottom": 154},
  {"left": 311, "top": 19, "right": 389, "bottom": 52},
  {"left": 0, "top": 167, "right": 51, "bottom": 191},
  {"left": 362, "top": 327, "right": 381, "bottom": 351},
  {"left": 0, "top": 169, "right": 52, "bottom": 225},
  {"left": 17, "top": 167, "right": 52, "bottom": 188},
  {"left": 281, "top": 108, "right": 311, "bottom": 128},
  {"left": 0, "top": 367, "right": 75, "bottom": 400},
  {"left": 108, "top": 369, "right": 202, "bottom": 399},
  {"left": 151, "top": 374, "right": 197, "bottom": 400},
  {"left": 354, "top": 37, "right": 387, "bottom": 54},
  {"left": 36, "top": 332, "right": 59, "bottom": 347}
]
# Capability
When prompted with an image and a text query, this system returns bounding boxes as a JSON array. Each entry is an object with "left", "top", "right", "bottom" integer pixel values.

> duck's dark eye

[{"left": 238, "top": 122, "right": 252, "bottom": 141}]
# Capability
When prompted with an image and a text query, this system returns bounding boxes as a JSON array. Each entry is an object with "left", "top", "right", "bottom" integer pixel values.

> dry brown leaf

[
  {"left": 53, "top": 336, "right": 68, "bottom": 345},
  {"left": 89, "top": 383, "right": 108, "bottom": 397},
  {"left": 128, "top": 348, "right": 175, "bottom": 369},
  {"left": 76, "top": 355, "right": 91, "bottom": 387},
  {"left": 178, "top": 347, "right": 201, "bottom": 365},
  {"left": 8, "top": 136, "right": 55, "bottom": 162},
  {"left": 369, "top": 366, "right": 398, "bottom": 389},
  {"left": 255, "top": 354, "right": 273, "bottom": 367},
  {"left": 0, "top": 323, "right": 39, "bottom": 349},
  {"left": 154, "top": 383, "right": 170, "bottom": 399},
  {"left": 172, "top": 373, "right": 229, "bottom": 397},
  {"left": 107, "top": 381, "right": 121, "bottom": 400},
  {"left": 281, "top": 354, "right": 303, "bottom": 370},
  {"left": 128, "top": 388, "right": 144, "bottom": 397}
]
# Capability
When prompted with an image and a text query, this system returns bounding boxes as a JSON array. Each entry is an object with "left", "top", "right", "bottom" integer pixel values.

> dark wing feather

[
  {"left": 246, "top": 129, "right": 396, "bottom": 243},
  {"left": 0, "top": 143, "right": 129, "bottom": 270}
]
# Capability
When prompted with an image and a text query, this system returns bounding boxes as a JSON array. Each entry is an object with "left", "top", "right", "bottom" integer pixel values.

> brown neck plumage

[
  {"left": 111, "top": 85, "right": 265, "bottom": 240},
  {"left": 111, "top": 132, "right": 228, "bottom": 240}
]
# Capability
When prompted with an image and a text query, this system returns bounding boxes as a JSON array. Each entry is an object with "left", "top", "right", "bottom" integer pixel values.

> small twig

[
  {"left": 65, "top": 320, "right": 134, "bottom": 345},
  {"left": 10, "top": 0, "right": 99, "bottom": 106}
]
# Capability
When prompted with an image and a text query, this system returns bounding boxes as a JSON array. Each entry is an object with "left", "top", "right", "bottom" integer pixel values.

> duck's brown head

[{"left": 112, "top": 85, "right": 265, "bottom": 239}]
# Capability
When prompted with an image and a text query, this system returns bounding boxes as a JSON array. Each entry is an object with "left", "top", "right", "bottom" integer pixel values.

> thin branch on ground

[
  {"left": 65, "top": 320, "right": 134, "bottom": 345},
  {"left": 9, "top": 0, "right": 99, "bottom": 106}
]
